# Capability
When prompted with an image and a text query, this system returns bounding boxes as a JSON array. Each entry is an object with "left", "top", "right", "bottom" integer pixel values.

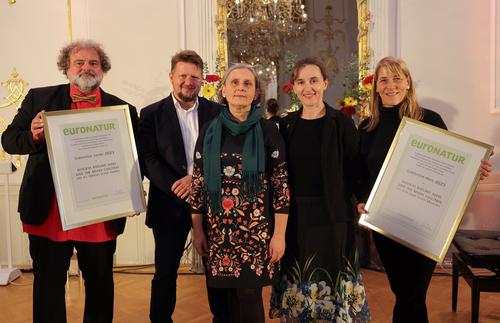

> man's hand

[
  {"left": 172, "top": 175, "right": 192, "bottom": 200},
  {"left": 31, "top": 111, "right": 45, "bottom": 143}
]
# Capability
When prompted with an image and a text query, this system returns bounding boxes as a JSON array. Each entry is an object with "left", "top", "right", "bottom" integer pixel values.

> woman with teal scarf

[{"left": 190, "top": 63, "right": 290, "bottom": 323}]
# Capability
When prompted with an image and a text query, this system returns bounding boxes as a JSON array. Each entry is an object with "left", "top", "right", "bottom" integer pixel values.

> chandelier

[{"left": 224, "top": 0, "right": 308, "bottom": 81}]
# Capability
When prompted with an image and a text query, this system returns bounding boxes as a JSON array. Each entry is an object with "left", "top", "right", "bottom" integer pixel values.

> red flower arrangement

[
  {"left": 205, "top": 74, "right": 221, "bottom": 83},
  {"left": 283, "top": 82, "right": 294, "bottom": 94},
  {"left": 340, "top": 106, "right": 357, "bottom": 116},
  {"left": 362, "top": 74, "right": 374, "bottom": 85}
]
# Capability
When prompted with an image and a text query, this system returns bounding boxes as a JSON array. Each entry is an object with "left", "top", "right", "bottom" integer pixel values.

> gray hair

[
  {"left": 57, "top": 40, "right": 111, "bottom": 75},
  {"left": 218, "top": 63, "right": 262, "bottom": 105}
]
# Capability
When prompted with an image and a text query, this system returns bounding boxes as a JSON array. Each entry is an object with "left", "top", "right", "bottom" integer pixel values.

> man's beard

[
  {"left": 68, "top": 71, "right": 103, "bottom": 93},
  {"left": 176, "top": 88, "right": 199, "bottom": 103}
]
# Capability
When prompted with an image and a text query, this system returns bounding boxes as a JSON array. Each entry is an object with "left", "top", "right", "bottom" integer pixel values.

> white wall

[
  {"left": 369, "top": 0, "right": 500, "bottom": 229},
  {"left": 370, "top": 0, "right": 499, "bottom": 168},
  {"left": 0, "top": 0, "right": 218, "bottom": 266}
]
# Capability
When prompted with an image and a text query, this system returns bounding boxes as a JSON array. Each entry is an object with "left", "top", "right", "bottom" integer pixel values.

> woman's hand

[
  {"left": 479, "top": 159, "right": 493, "bottom": 180},
  {"left": 192, "top": 228, "right": 209, "bottom": 257},
  {"left": 269, "top": 234, "right": 285, "bottom": 263},
  {"left": 357, "top": 203, "right": 367, "bottom": 215}
]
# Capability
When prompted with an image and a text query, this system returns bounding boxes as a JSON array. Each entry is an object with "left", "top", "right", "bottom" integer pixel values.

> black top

[
  {"left": 268, "top": 115, "right": 280, "bottom": 125},
  {"left": 279, "top": 103, "right": 359, "bottom": 223},
  {"left": 357, "top": 105, "right": 447, "bottom": 201},
  {"left": 288, "top": 117, "right": 324, "bottom": 196}
]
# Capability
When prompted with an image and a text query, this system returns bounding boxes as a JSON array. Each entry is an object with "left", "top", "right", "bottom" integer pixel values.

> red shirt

[{"left": 23, "top": 85, "right": 117, "bottom": 242}]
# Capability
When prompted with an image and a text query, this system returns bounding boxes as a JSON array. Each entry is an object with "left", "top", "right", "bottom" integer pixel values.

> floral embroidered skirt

[{"left": 269, "top": 197, "right": 370, "bottom": 322}]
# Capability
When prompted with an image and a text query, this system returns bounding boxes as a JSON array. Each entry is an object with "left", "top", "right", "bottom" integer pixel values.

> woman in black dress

[
  {"left": 270, "top": 57, "right": 370, "bottom": 322},
  {"left": 190, "top": 63, "right": 290, "bottom": 323},
  {"left": 357, "top": 56, "right": 492, "bottom": 323}
]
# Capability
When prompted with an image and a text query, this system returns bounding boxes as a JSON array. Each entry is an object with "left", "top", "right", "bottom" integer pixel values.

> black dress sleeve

[{"left": 262, "top": 120, "right": 289, "bottom": 214}]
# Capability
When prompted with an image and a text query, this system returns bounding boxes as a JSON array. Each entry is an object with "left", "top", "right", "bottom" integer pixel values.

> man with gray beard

[{"left": 2, "top": 40, "right": 138, "bottom": 323}]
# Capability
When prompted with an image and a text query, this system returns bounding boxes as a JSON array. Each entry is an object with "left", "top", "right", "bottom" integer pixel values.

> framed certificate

[
  {"left": 43, "top": 105, "right": 146, "bottom": 230},
  {"left": 358, "top": 117, "right": 494, "bottom": 262}
]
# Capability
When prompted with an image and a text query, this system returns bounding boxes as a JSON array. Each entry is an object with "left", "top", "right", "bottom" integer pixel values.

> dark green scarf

[{"left": 203, "top": 106, "right": 265, "bottom": 213}]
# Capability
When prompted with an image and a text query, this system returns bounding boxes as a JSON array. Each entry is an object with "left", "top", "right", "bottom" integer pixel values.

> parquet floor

[{"left": 1, "top": 267, "right": 499, "bottom": 322}]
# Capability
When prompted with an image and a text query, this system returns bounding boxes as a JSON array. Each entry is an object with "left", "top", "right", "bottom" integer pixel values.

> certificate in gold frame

[
  {"left": 359, "top": 117, "right": 494, "bottom": 262},
  {"left": 43, "top": 105, "right": 146, "bottom": 230}
]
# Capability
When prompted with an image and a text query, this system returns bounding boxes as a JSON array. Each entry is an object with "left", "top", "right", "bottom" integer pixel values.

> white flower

[
  {"left": 223, "top": 166, "right": 235, "bottom": 177},
  {"left": 315, "top": 299, "right": 335, "bottom": 317},
  {"left": 318, "top": 281, "right": 332, "bottom": 298},
  {"left": 282, "top": 284, "right": 306, "bottom": 317},
  {"left": 336, "top": 307, "right": 353, "bottom": 323},
  {"left": 195, "top": 151, "right": 202, "bottom": 159},
  {"left": 271, "top": 150, "right": 279, "bottom": 158}
]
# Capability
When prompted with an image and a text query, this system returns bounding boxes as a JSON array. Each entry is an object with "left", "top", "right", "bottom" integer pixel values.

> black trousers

[
  {"left": 150, "top": 217, "right": 231, "bottom": 323},
  {"left": 28, "top": 235, "right": 116, "bottom": 323},
  {"left": 373, "top": 232, "right": 436, "bottom": 323}
]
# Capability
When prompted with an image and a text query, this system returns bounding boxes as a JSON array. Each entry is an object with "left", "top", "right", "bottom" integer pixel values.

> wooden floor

[{"left": 1, "top": 267, "right": 500, "bottom": 322}]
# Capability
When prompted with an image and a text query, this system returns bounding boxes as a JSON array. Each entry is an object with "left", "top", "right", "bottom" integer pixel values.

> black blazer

[
  {"left": 138, "top": 95, "right": 221, "bottom": 228},
  {"left": 279, "top": 103, "right": 359, "bottom": 223},
  {"left": 1, "top": 83, "right": 138, "bottom": 235}
]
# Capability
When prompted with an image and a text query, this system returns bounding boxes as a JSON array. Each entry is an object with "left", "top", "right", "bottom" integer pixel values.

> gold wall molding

[
  {"left": 0, "top": 68, "right": 27, "bottom": 165},
  {"left": 215, "top": 1, "right": 228, "bottom": 75},
  {"left": 312, "top": 3, "right": 347, "bottom": 75},
  {"left": 67, "top": 0, "right": 73, "bottom": 42},
  {"left": 0, "top": 68, "right": 28, "bottom": 109},
  {"left": 357, "top": 0, "right": 372, "bottom": 120},
  {"left": 357, "top": 0, "right": 372, "bottom": 73}
]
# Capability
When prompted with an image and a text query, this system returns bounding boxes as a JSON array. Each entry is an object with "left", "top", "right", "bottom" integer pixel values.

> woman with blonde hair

[{"left": 357, "top": 56, "right": 491, "bottom": 323}]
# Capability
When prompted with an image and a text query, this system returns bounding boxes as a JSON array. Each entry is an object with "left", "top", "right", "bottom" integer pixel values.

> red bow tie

[{"left": 71, "top": 94, "right": 97, "bottom": 103}]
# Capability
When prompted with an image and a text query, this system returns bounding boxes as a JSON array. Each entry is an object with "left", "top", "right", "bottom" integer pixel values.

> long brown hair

[{"left": 365, "top": 56, "right": 423, "bottom": 131}]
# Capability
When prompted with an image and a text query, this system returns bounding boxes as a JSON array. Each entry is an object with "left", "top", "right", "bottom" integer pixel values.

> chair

[{"left": 452, "top": 229, "right": 500, "bottom": 323}]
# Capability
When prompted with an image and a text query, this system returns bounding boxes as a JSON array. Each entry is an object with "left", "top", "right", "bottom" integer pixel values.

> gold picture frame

[{"left": 359, "top": 117, "right": 494, "bottom": 262}]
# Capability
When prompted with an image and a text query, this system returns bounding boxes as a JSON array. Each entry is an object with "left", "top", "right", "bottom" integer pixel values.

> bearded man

[
  {"left": 2, "top": 40, "right": 138, "bottom": 323},
  {"left": 138, "top": 50, "right": 229, "bottom": 322}
]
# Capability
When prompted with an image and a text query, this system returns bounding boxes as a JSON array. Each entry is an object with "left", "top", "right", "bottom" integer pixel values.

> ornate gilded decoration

[
  {"left": 357, "top": 0, "right": 372, "bottom": 120},
  {"left": 67, "top": 0, "right": 73, "bottom": 42},
  {"left": 313, "top": 4, "right": 347, "bottom": 74},
  {"left": 0, "top": 68, "right": 28, "bottom": 109},
  {"left": 223, "top": 0, "right": 307, "bottom": 81},
  {"left": 215, "top": 2, "right": 228, "bottom": 75},
  {"left": 8, "top": 0, "right": 16, "bottom": 5},
  {"left": 0, "top": 69, "right": 27, "bottom": 165}
]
